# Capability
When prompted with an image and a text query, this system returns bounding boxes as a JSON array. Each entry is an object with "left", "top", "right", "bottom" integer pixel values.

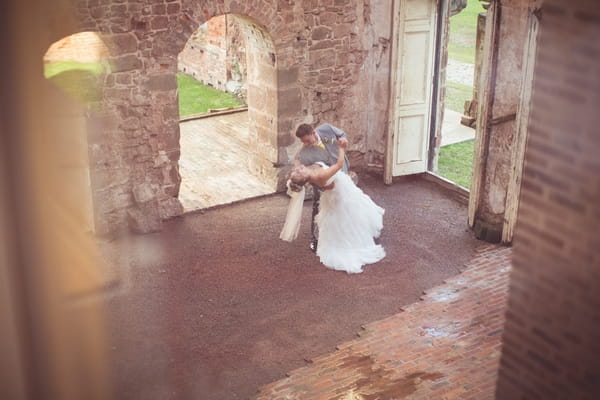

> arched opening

[
  {"left": 43, "top": 31, "right": 111, "bottom": 234},
  {"left": 177, "top": 14, "right": 279, "bottom": 212}
]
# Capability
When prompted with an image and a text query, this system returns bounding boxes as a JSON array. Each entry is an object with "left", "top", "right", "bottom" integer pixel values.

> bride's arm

[{"left": 309, "top": 142, "right": 346, "bottom": 186}]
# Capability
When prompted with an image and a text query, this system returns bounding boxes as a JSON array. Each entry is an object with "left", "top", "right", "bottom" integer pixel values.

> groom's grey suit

[
  {"left": 296, "top": 123, "right": 350, "bottom": 248},
  {"left": 296, "top": 124, "right": 349, "bottom": 174}
]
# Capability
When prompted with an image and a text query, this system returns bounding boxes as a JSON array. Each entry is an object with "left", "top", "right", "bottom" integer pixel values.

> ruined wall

[
  {"left": 496, "top": 0, "right": 600, "bottom": 398},
  {"left": 178, "top": 15, "right": 248, "bottom": 101},
  {"left": 179, "top": 17, "right": 229, "bottom": 90},
  {"left": 74, "top": 0, "right": 188, "bottom": 234},
  {"left": 273, "top": 0, "right": 393, "bottom": 170},
  {"left": 49, "top": 0, "right": 394, "bottom": 234}
]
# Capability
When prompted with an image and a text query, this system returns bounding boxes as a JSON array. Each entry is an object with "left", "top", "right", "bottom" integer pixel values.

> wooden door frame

[
  {"left": 502, "top": 8, "right": 540, "bottom": 243},
  {"left": 384, "top": 0, "right": 404, "bottom": 184},
  {"left": 467, "top": 0, "right": 501, "bottom": 228},
  {"left": 428, "top": 0, "right": 450, "bottom": 172}
]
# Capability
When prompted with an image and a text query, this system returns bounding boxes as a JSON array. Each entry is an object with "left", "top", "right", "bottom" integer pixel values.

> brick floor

[{"left": 255, "top": 245, "right": 511, "bottom": 400}]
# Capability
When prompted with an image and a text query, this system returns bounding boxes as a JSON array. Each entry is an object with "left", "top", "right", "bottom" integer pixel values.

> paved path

[
  {"left": 441, "top": 58, "right": 476, "bottom": 147},
  {"left": 179, "top": 111, "right": 275, "bottom": 212},
  {"left": 441, "top": 109, "right": 475, "bottom": 147},
  {"left": 447, "top": 59, "right": 475, "bottom": 87}
]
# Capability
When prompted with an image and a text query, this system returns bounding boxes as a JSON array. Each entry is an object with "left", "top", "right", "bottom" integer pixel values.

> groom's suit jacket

[{"left": 297, "top": 123, "right": 350, "bottom": 173}]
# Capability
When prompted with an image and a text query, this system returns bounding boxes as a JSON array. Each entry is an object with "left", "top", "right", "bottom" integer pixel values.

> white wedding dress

[{"left": 315, "top": 167, "right": 385, "bottom": 273}]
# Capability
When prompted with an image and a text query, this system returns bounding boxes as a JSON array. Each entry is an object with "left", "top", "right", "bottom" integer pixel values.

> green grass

[
  {"left": 438, "top": 139, "right": 475, "bottom": 189},
  {"left": 177, "top": 73, "right": 243, "bottom": 116},
  {"left": 44, "top": 61, "right": 107, "bottom": 104},
  {"left": 44, "top": 60, "right": 108, "bottom": 79},
  {"left": 448, "top": 0, "right": 486, "bottom": 64},
  {"left": 43, "top": 63, "right": 243, "bottom": 115},
  {"left": 445, "top": 81, "right": 473, "bottom": 114},
  {"left": 439, "top": 0, "right": 483, "bottom": 188}
]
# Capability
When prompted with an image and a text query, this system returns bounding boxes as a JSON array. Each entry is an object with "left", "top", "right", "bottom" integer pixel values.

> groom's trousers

[{"left": 310, "top": 184, "right": 321, "bottom": 243}]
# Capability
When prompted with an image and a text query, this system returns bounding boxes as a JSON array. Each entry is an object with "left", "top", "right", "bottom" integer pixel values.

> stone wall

[
  {"left": 52, "top": 0, "right": 395, "bottom": 234},
  {"left": 274, "top": 0, "right": 393, "bottom": 171},
  {"left": 496, "top": 0, "right": 600, "bottom": 398}
]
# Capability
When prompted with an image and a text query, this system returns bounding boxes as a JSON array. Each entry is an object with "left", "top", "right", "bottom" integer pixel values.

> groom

[{"left": 294, "top": 123, "right": 350, "bottom": 252}]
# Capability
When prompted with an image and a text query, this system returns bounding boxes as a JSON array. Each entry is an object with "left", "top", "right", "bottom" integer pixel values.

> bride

[{"left": 280, "top": 141, "right": 385, "bottom": 273}]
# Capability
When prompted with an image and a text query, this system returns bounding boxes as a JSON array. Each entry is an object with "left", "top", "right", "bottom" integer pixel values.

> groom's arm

[
  {"left": 329, "top": 124, "right": 346, "bottom": 138},
  {"left": 324, "top": 124, "right": 348, "bottom": 147}
]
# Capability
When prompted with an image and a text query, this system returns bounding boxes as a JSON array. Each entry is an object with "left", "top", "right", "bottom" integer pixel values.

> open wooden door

[
  {"left": 502, "top": 9, "right": 540, "bottom": 243},
  {"left": 385, "top": 0, "right": 438, "bottom": 183}
]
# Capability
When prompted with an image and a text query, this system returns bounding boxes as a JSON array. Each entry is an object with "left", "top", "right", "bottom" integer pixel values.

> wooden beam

[
  {"left": 502, "top": 9, "right": 540, "bottom": 244},
  {"left": 384, "top": 0, "right": 400, "bottom": 185}
]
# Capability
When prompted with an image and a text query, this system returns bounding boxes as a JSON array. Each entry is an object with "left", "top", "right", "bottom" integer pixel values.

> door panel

[
  {"left": 400, "top": 31, "right": 431, "bottom": 104},
  {"left": 407, "top": 0, "right": 434, "bottom": 19},
  {"left": 387, "top": 0, "right": 438, "bottom": 178},
  {"left": 396, "top": 114, "right": 425, "bottom": 163}
]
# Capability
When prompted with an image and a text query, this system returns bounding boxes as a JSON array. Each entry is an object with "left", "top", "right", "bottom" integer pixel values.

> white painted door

[{"left": 386, "top": 0, "right": 438, "bottom": 179}]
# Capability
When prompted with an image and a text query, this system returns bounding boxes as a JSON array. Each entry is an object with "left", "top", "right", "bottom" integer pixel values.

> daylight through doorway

[
  {"left": 177, "top": 14, "right": 278, "bottom": 212},
  {"left": 437, "top": 0, "right": 486, "bottom": 190}
]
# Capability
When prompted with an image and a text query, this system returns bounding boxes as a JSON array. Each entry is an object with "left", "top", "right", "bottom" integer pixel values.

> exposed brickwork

[
  {"left": 496, "top": 0, "right": 600, "bottom": 399},
  {"left": 255, "top": 245, "right": 511, "bottom": 400}
]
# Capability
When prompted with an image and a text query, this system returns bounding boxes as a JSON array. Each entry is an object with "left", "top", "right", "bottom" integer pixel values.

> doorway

[
  {"left": 437, "top": 0, "right": 486, "bottom": 189},
  {"left": 177, "top": 14, "right": 279, "bottom": 212},
  {"left": 385, "top": 0, "right": 486, "bottom": 191},
  {"left": 42, "top": 31, "right": 110, "bottom": 233}
]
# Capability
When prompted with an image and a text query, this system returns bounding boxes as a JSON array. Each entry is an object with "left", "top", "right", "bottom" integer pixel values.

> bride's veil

[{"left": 279, "top": 180, "right": 305, "bottom": 241}]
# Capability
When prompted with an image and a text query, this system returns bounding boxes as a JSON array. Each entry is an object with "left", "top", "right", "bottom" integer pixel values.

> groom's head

[{"left": 295, "top": 123, "right": 318, "bottom": 146}]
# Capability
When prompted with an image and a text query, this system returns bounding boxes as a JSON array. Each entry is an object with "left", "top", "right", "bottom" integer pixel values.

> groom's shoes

[{"left": 310, "top": 239, "right": 318, "bottom": 253}]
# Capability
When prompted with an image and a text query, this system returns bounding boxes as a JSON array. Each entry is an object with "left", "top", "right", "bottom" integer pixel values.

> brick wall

[
  {"left": 180, "top": 17, "right": 228, "bottom": 90},
  {"left": 178, "top": 15, "right": 249, "bottom": 99},
  {"left": 496, "top": 0, "right": 600, "bottom": 398},
  {"left": 178, "top": 15, "right": 250, "bottom": 101}
]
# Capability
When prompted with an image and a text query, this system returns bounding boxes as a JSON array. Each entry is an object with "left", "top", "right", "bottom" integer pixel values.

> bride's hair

[
  {"left": 290, "top": 171, "right": 306, "bottom": 192},
  {"left": 288, "top": 180, "right": 304, "bottom": 192},
  {"left": 290, "top": 168, "right": 308, "bottom": 190}
]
